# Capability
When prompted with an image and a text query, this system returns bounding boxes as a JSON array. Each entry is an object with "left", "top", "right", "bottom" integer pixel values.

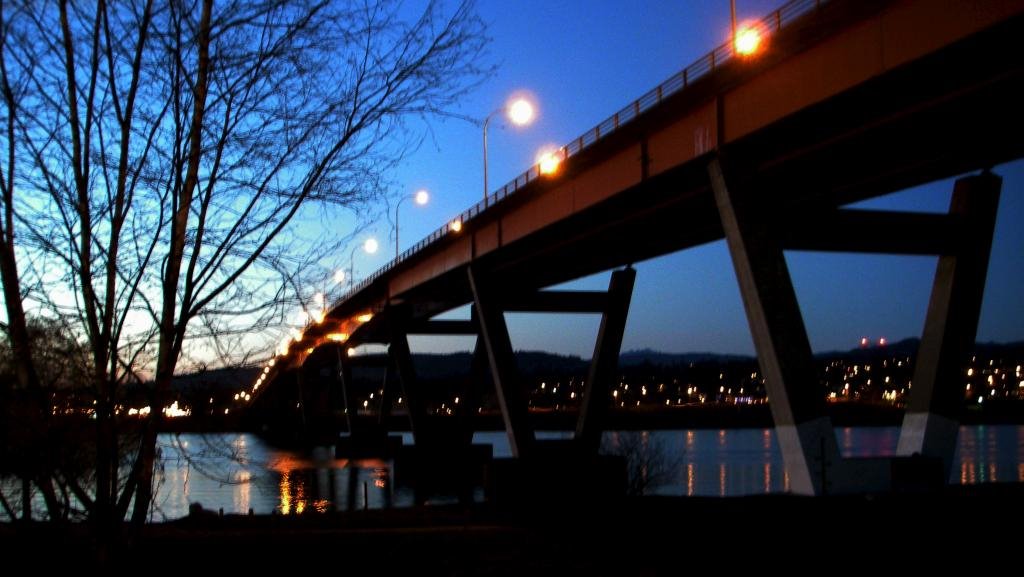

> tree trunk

[{"left": 130, "top": 0, "right": 213, "bottom": 525}]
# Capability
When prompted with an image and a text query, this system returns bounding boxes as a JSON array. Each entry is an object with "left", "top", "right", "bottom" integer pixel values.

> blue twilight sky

[{"left": 355, "top": 0, "right": 1024, "bottom": 358}]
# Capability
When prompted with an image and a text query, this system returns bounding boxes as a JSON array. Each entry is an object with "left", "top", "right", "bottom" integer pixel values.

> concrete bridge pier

[
  {"left": 388, "top": 314, "right": 489, "bottom": 504},
  {"left": 331, "top": 346, "right": 402, "bottom": 458},
  {"left": 469, "top": 264, "right": 636, "bottom": 504},
  {"left": 575, "top": 267, "right": 636, "bottom": 454},
  {"left": 709, "top": 156, "right": 840, "bottom": 495},
  {"left": 897, "top": 172, "right": 1001, "bottom": 478},
  {"left": 711, "top": 156, "right": 1003, "bottom": 494},
  {"left": 468, "top": 265, "right": 537, "bottom": 459},
  {"left": 388, "top": 328, "right": 431, "bottom": 446},
  {"left": 334, "top": 345, "right": 355, "bottom": 435}
]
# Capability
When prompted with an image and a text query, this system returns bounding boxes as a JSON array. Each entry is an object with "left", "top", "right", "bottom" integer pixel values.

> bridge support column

[
  {"left": 897, "top": 172, "right": 1001, "bottom": 477},
  {"left": 468, "top": 266, "right": 535, "bottom": 458},
  {"left": 335, "top": 346, "right": 355, "bottom": 434},
  {"left": 452, "top": 336, "right": 488, "bottom": 448},
  {"left": 576, "top": 267, "right": 636, "bottom": 454},
  {"left": 295, "top": 367, "right": 308, "bottom": 429},
  {"left": 709, "top": 157, "right": 839, "bottom": 495},
  {"left": 389, "top": 330, "right": 432, "bottom": 446},
  {"left": 377, "top": 362, "right": 395, "bottom": 427}
]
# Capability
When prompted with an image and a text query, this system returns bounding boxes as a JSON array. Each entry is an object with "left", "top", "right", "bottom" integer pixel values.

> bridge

[{"left": 248, "top": 0, "right": 1024, "bottom": 496}]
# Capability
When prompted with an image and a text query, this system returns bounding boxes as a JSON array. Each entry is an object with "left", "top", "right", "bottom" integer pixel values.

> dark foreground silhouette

[{"left": 3, "top": 483, "right": 1022, "bottom": 574}]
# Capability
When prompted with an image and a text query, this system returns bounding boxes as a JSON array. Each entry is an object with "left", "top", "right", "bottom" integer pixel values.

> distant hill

[
  {"left": 815, "top": 337, "right": 922, "bottom": 361},
  {"left": 619, "top": 349, "right": 754, "bottom": 367},
  {"left": 409, "top": 351, "right": 588, "bottom": 380},
  {"left": 815, "top": 338, "right": 1024, "bottom": 361},
  {"left": 406, "top": 352, "right": 473, "bottom": 380},
  {"left": 414, "top": 349, "right": 760, "bottom": 378},
  {"left": 171, "top": 365, "right": 261, "bottom": 392},
  {"left": 170, "top": 340, "right": 1024, "bottom": 388}
]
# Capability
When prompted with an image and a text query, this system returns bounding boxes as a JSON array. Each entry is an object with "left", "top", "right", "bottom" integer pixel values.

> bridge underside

[{"left": 259, "top": 1, "right": 1024, "bottom": 497}]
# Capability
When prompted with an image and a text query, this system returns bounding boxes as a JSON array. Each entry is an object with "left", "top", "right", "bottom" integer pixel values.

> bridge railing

[{"left": 337, "top": 0, "right": 824, "bottom": 307}]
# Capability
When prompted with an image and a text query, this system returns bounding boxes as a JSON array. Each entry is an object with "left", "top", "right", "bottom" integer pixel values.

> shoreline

[{"left": 164, "top": 402, "right": 1024, "bottom": 434}]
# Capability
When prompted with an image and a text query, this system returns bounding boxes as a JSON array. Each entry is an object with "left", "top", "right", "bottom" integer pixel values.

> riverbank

[{"left": 4, "top": 482, "right": 1022, "bottom": 573}]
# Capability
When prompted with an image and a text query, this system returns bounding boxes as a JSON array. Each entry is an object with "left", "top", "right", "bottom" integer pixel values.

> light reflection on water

[
  {"left": 150, "top": 424, "right": 1024, "bottom": 520},
  {"left": 151, "top": 435, "right": 400, "bottom": 521}
]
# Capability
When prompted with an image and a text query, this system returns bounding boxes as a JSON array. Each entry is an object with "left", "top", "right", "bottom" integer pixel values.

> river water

[{"left": 148, "top": 424, "right": 1024, "bottom": 520}]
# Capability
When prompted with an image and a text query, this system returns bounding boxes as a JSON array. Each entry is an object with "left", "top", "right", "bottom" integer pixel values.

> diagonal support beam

[
  {"left": 334, "top": 346, "right": 355, "bottom": 435},
  {"left": 576, "top": 268, "right": 636, "bottom": 453},
  {"left": 897, "top": 172, "right": 1001, "bottom": 476},
  {"left": 449, "top": 335, "right": 488, "bottom": 449},
  {"left": 389, "top": 329, "right": 431, "bottom": 446},
  {"left": 710, "top": 157, "right": 840, "bottom": 495},
  {"left": 325, "top": 347, "right": 345, "bottom": 418},
  {"left": 377, "top": 361, "right": 396, "bottom": 427},
  {"left": 468, "top": 265, "right": 535, "bottom": 458}
]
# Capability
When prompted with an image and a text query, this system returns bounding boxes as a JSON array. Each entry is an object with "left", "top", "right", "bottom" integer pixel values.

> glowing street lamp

[
  {"left": 730, "top": 0, "right": 764, "bottom": 57},
  {"left": 312, "top": 292, "right": 326, "bottom": 324},
  {"left": 348, "top": 237, "right": 378, "bottom": 290},
  {"left": 319, "top": 267, "right": 348, "bottom": 318},
  {"left": 734, "top": 24, "right": 763, "bottom": 56},
  {"left": 507, "top": 99, "right": 534, "bottom": 126},
  {"left": 537, "top": 148, "right": 563, "bottom": 176},
  {"left": 395, "top": 189, "right": 429, "bottom": 259},
  {"left": 482, "top": 94, "right": 537, "bottom": 206}
]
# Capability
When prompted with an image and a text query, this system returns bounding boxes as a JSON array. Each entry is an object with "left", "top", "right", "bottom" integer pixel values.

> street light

[
  {"left": 730, "top": 0, "right": 738, "bottom": 43},
  {"left": 536, "top": 147, "right": 563, "bottom": 176},
  {"left": 395, "top": 189, "right": 429, "bottom": 259},
  {"left": 482, "top": 94, "right": 537, "bottom": 206},
  {"left": 348, "top": 237, "right": 378, "bottom": 290},
  {"left": 730, "top": 0, "right": 764, "bottom": 57},
  {"left": 734, "top": 22, "right": 764, "bottom": 56}
]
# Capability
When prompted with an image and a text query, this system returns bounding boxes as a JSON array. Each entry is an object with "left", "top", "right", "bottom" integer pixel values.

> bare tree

[
  {"left": 0, "top": 0, "right": 489, "bottom": 529},
  {"left": 0, "top": 316, "right": 97, "bottom": 521},
  {"left": 602, "top": 431, "right": 681, "bottom": 497}
]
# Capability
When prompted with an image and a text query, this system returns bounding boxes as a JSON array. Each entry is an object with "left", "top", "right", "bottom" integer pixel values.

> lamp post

[
  {"left": 322, "top": 268, "right": 348, "bottom": 317},
  {"left": 730, "top": 0, "right": 737, "bottom": 43},
  {"left": 348, "top": 237, "right": 379, "bottom": 290},
  {"left": 480, "top": 95, "right": 536, "bottom": 207},
  {"left": 395, "top": 189, "right": 429, "bottom": 259}
]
